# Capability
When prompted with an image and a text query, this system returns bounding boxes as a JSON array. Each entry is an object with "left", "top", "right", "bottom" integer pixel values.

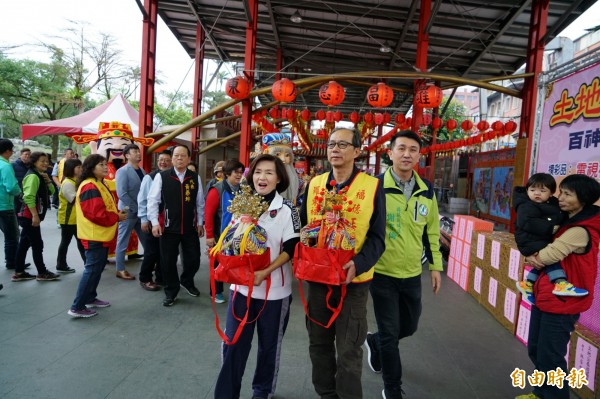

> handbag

[{"left": 293, "top": 242, "right": 355, "bottom": 328}]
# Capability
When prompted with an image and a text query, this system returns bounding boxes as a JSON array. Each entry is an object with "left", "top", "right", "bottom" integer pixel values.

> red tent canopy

[{"left": 21, "top": 94, "right": 140, "bottom": 140}]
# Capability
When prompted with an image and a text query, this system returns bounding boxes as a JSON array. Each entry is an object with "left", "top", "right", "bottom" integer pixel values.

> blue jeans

[
  {"left": 369, "top": 273, "right": 422, "bottom": 398},
  {"left": 528, "top": 306, "right": 579, "bottom": 399},
  {"left": 214, "top": 292, "right": 291, "bottom": 399},
  {"left": 0, "top": 210, "right": 19, "bottom": 268},
  {"left": 115, "top": 216, "right": 143, "bottom": 271},
  {"left": 71, "top": 242, "right": 108, "bottom": 311}
]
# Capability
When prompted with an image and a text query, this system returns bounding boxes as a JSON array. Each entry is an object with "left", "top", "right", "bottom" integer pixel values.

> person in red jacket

[{"left": 516, "top": 174, "right": 600, "bottom": 399}]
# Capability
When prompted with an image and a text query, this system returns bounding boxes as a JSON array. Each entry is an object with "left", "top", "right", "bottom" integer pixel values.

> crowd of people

[{"left": 2, "top": 123, "right": 599, "bottom": 399}]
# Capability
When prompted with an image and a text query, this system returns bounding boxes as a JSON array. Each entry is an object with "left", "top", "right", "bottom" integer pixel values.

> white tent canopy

[{"left": 21, "top": 94, "right": 140, "bottom": 140}]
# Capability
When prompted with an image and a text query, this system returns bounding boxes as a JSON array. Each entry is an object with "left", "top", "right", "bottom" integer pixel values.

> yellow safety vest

[
  {"left": 76, "top": 178, "right": 118, "bottom": 242},
  {"left": 306, "top": 172, "right": 378, "bottom": 282},
  {"left": 58, "top": 178, "right": 77, "bottom": 225},
  {"left": 57, "top": 158, "right": 66, "bottom": 183}
]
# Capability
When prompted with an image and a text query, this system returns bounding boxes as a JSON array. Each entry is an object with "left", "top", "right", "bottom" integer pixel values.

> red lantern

[
  {"left": 405, "top": 117, "right": 412, "bottom": 128},
  {"left": 467, "top": 137, "right": 474, "bottom": 145},
  {"left": 225, "top": 76, "right": 252, "bottom": 100},
  {"left": 319, "top": 81, "right": 345, "bottom": 106},
  {"left": 366, "top": 82, "right": 394, "bottom": 108},
  {"left": 300, "top": 109, "right": 311, "bottom": 121},
  {"left": 491, "top": 120, "right": 504, "bottom": 132},
  {"left": 374, "top": 113, "right": 384, "bottom": 125},
  {"left": 326, "top": 111, "right": 335, "bottom": 123},
  {"left": 395, "top": 114, "right": 406, "bottom": 125},
  {"left": 505, "top": 120, "right": 517, "bottom": 133},
  {"left": 415, "top": 84, "right": 443, "bottom": 108},
  {"left": 383, "top": 112, "right": 391, "bottom": 124},
  {"left": 477, "top": 120, "right": 489, "bottom": 131},
  {"left": 446, "top": 119, "right": 457, "bottom": 132},
  {"left": 363, "top": 112, "right": 374, "bottom": 124},
  {"left": 432, "top": 117, "right": 443, "bottom": 130},
  {"left": 286, "top": 109, "right": 296, "bottom": 120},
  {"left": 461, "top": 120, "right": 473, "bottom": 132},
  {"left": 315, "top": 110, "right": 326, "bottom": 121},
  {"left": 269, "top": 107, "right": 280, "bottom": 119},
  {"left": 334, "top": 111, "right": 343, "bottom": 122},
  {"left": 271, "top": 78, "right": 297, "bottom": 103},
  {"left": 233, "top": 104, "right": 241, "bottom": 116},
  {"left": 349, "top": 111, "right": 360, "bottom": 124},
  {"left": 422, "top": 114, "right": 432, "bottom": 126}
]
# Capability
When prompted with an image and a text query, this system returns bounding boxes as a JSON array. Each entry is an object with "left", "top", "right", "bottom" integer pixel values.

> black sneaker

[
  {"left": 12, "top": 272, "right": 36, "bottom": 282},
  {"left": 56, "top": 266, "right": 76, "bottom": 273},
  {"left": 182, "top": 285, "right": 200, "bottom": 297},
  {"left": 365, "top": 332, "right": 382, "bottom": 373},
  {"left": 36, "top": 272, "right": 60, "bottom": 281},
  {"left": 163, "top": 297, "right": 177, "bottom": 307}
]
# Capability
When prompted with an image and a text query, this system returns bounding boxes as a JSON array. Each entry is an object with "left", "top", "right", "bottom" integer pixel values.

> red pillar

[
  {"left": 191, "top": 24, "right": 206, "bottom": 159},
  {"left": 411, "top": 0, "right": 431, "bottom": 132},
  {"left": 374, "top": 124, "right": 383, "bottom": 175},
  {"left": 139, "top": 0, "right": 158, "bottom": 172},
  {"left": 520, "top": 0, "right": 549, "bottom": 182},
  {"left": 239, "top": 0, "right": 258, "bottom": 165}
]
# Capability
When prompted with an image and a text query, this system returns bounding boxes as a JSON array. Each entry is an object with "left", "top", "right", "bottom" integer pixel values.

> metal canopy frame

[{"left": 154, "top": 0, "right": 595, "bottom": 114}]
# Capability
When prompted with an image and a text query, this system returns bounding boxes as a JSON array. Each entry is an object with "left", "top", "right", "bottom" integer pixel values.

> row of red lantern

[
  {"left": 423, "top": 128, "right": 515, "bottom": 154},
  {"left": 421, "top": 116, "right": 518, "bottom": 134},
  {"left": 226, "top": 76, "right": 444, "bottom": 109}
]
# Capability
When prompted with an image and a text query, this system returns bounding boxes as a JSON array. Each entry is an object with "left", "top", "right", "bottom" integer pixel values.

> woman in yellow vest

[
  {"left": 68, "top": 155, "right": 126, "bottom": 318},
  {"left": 56, "top": 158, "right": 85, "bottom": 273}
]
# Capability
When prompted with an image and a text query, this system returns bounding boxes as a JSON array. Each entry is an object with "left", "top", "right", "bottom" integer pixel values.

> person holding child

[
  {"left": 214, "top": 154, "right": 300, "bottom": 399},
  {"left": 516, "top": 174, "right": 600, "bottom": 399},
  {"left": 514, "top": 173, "right": 588, "bottom": 302}
]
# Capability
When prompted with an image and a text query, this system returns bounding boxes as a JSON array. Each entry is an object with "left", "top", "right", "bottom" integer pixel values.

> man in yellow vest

[
  {"left": 300, "top": 127, "right": 386, "bottom": 399},
  {"left": 364, "top": 130, "right": 443, "bottom": 399}
]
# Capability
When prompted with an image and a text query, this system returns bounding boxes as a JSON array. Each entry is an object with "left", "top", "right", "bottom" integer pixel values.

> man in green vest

[
  {"left": 300, "top": 127, "right": 386, "bottom": 399},
  {"left": 364, "top": 130, "right": 443, "bottom": 399}
]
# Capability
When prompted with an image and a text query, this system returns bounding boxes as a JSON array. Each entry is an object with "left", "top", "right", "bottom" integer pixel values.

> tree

[
  {"left": 0, "top": 22, "right": 138, "bottom": 157},
  {"left": 153, "top": 90, "right": 193, "bottom": 128}
]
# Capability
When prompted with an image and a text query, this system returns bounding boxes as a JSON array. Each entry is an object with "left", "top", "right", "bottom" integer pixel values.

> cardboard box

[
  {"left": 479, "top": 272, "right": 522, "bottom": 335},
  {"left": 569, "top": 324, "right": 600, "bottom": 399},
  {"left": 468, "top": 265, "right": 484, "bottom": 303},
  {"left": 515, "top": 300, "right": 531, "bottom": 346}
]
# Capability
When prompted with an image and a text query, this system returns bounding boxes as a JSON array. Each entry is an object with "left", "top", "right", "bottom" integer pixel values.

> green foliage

[
  {"left": 421, "top": 98, "right": 470, "bottom": 146},
  {"left": 154, "top": 90, "right": 192, "bottom": 127}
]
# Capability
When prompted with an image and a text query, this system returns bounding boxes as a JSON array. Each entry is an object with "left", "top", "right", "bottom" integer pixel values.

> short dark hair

[
  {"left": 247, "top": 154, "right": 289, "bottom": 194},
  {"left": 123, "top": 143, "right": 140, "bottom": 156},
  {"left": 173, "top": 145, "right": 191, "bottom": 156},
  {"left": 62, "top": 158, "right": 82, "bottom": 179},
  {"left": 560, "top": 174, "right": 600, "bottom": 208},
  {"left": 64, "top": 148, "right": 74, "bottom": 154},
  {"left": 77, "top": 154, "right": 106, "bottom": 186},
  {"left": 389, "top": 130, "right": 422, "bottom": 149},
  {"left": 223, "top": 159, "right": 245, "bottom": 177},
  {"left": 526, "top": 173, "right": 556, "bottom": 193},
  {"left": 158, "top": 149, "right": 172, "bottom": 157},
  {"left": 29, "top": 151, "right": 48, "bottom": 167},
  {"left": 330, "top": 127, "right": 361, "bottom": 148},
  {"left": 20, "top": 148, "right": 31, "bottom": 154},
  {"left": 0, "top": 139, "right": 14, "bottom": 154}
]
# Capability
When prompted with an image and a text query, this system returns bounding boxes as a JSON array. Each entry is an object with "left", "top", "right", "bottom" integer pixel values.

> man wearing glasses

[
  {"left": 0, "top": 139, "right": 22, "bottom": 272},
  {"left": 300, "top": 127, "right": 386, "bottom": 399}
]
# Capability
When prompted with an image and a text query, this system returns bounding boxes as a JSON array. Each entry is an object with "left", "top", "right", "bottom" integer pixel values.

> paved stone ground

[{"left": 0, "top": 209, "right": 533, "bottom": 399}]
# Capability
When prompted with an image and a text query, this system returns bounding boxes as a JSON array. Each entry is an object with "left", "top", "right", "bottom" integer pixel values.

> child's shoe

[
  {"left": 516, "top": 280, "right": 535, "bottom": 304},
  {"left": 552, "top": 281, "right": 588, "bottom": 297}
]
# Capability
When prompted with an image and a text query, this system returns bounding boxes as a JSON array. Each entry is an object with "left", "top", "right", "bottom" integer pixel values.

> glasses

[{"left": 327, "top": 140, "right": 354, "bottom": 149}]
